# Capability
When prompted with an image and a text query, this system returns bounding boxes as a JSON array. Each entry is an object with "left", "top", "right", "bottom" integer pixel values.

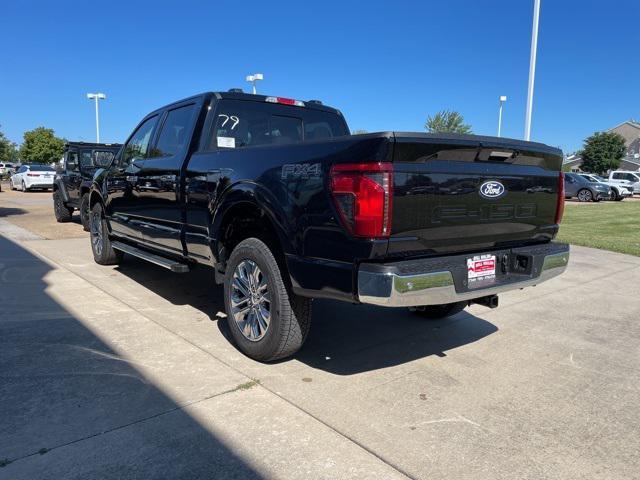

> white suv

[{"left": 609, "top": 171, "right": 640, "bottom": 194}]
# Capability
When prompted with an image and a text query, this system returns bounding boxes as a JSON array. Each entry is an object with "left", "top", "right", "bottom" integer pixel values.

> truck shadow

[
  {"left": 0, "top": 235, "right": 265, "bottom": 478},
  {"left": 295, "top": 300, "right": 498, "bottom": 375},
  {"left": 116, "top": 258, "right": 498, "bottom": 375}
]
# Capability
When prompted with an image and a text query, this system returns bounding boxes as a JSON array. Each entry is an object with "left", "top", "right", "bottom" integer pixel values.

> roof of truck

[{"left": 152, "top": 91, "right": 343, "bottom": 117}]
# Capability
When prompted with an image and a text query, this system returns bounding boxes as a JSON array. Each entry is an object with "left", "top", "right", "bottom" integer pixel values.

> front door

[{"left": 106, "top": 115, "right": 159, "bottom": 241}]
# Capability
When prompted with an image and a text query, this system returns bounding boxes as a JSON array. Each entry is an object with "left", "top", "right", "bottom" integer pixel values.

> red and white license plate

[{"left": 467, "top": 254, "right": 496, "bottom": 287}]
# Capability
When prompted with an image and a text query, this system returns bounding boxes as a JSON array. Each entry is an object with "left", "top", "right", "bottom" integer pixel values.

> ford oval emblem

[{"left": 479, "top": 180, "right": 506, "bottom": 199}]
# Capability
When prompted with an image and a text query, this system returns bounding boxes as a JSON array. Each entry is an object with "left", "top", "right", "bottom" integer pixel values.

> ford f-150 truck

[{"left": 89, "top": 91, "right": 569, "bottom": 361}]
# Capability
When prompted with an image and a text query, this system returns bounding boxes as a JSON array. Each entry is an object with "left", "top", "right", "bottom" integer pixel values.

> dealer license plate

[{"left": 467, "top": 254, "right": 496, "bottom": 288}]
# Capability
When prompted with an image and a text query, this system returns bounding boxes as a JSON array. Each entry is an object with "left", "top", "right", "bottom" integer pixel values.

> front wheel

[
  {"left": 223, "top": 238, "right": 312, "bottom": 362},
  {"left": 410, "top": 301, "right": 467, "bottom": 320},
  {"left": 90, "top": 202, "right": 123, "bottom": 265},
  {"left": 577, "top": 188, "right": 593, "bottom": 202},
  {"left": 53, "top": 190, "right": 73, "bottom": 222}
]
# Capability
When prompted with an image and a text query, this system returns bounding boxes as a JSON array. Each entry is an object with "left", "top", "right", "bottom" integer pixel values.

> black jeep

[{"left": 53, "top": 142, "right": 121, "bottom": 230}]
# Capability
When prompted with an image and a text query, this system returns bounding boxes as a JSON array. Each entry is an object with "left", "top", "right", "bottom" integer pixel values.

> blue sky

[{"left": 1, "top": 0, "right": 638, "bottom": 154}]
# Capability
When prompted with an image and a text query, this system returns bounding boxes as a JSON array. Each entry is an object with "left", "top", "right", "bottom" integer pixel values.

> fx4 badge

[{"left": 281, "top": 163, "right": 321, "bottom": 180}]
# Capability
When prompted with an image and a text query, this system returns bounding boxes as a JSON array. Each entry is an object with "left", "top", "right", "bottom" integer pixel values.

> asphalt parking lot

[{"left": 1, "top": 186, "right": 639, "bottom": 479}]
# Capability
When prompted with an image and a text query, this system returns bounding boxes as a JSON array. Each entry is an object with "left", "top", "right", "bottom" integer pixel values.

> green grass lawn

[{"left": 556, "top": 200, "right": 640, "bottom": 257}]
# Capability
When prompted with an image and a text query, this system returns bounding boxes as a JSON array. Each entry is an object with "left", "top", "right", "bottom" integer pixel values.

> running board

[{"left": 112, "top": 241, "right": 190, "bottom": 273}]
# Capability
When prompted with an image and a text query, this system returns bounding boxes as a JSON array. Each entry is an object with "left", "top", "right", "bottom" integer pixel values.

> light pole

[
  {"left": 245, "top": 73, "right": 263, "bottom": 94},
  {"left": 498, "top": 95, "right": 507, "bottom": 137},
  {"left": 524, "top": 0, "right": 541, "bottom": 141},
  {"left": 86, "top": 93, "right": 106, "bottom": 143}
]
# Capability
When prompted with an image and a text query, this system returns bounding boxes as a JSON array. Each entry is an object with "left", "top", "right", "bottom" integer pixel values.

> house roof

[{"left": 608, "top": 120, "right": 640, "bottom": 133}]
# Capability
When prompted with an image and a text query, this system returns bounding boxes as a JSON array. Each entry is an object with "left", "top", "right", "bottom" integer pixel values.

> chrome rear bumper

[{"left": 357, "top": 243, "right": 569, "bottom": 307}]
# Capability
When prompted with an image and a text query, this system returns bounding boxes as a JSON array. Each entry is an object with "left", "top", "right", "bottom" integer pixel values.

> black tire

[
  {"left": 613, "top": 189, "right": 624, "bottom": 201},
  {"left": 21, "top": 181, "right": 27, "bottom": 192},
  {"left": 53, "top": 190, "right": 73, "bottom": 222},
  {"left": 411, "top": 301, "right": 467, "bottom": 320},
  {"left": 223, "top": 237, "right": 311, "bottom": 362},
  {"left": 90, "top": 202, "right": 123, "bottom": 265},
  {"left": 577, "top": 188, "right": 593, "bottom": 202},
  {"left": 10, "top": 179, "right": 16, "bottom": 190},
  {"left": 79, "top": 193, "right": 91, "bottom": 231}
]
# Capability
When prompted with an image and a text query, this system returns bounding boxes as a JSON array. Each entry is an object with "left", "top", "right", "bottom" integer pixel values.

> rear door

[
  {"left": 389, "top": 134, "right": 563, "bottom": 256},
  {"left": 63, "top": 148, "right": 81, "bottom": 204}
]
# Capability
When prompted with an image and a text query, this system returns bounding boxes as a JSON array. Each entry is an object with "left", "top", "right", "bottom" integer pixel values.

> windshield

[{"left": 28, "top": 165, "right": 55, "bottom": 171}]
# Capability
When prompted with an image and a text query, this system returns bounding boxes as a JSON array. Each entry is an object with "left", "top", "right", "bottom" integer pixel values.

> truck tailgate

[{"left": 390, "top": 133, "right": 563, "bottom": 256}]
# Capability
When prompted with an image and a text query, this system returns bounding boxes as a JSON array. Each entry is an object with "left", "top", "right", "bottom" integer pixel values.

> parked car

[
  {"left": 53, "top": 142, "right": 122, "bottom": 230},
  {"left": 88, "top": 91, "right": 569, "bottom": 361},
  {"left": 564, "top": 172, "right": 611, "bottom": 202},
  {"left": 9, "top": 164, "right": 56, "bottom": 191},
  {"left": 0, "top": 162, "right": 17, "bottom": 177},
  {"left": 578, "top": 173, "right": 633, "bottom": 201},
  {"left": 608, "top": 170, "right": 640, "bottom": 194}
]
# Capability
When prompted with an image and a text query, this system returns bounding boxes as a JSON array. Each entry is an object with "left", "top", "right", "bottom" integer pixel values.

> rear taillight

[
  {"left": 555, "top": 172, "right": 565, "bottom": 224},
  {"left": 329, "top": 162, "right": 393, "bottom": 238}
]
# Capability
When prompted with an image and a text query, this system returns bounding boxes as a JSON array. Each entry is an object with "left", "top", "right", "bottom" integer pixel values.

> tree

[
  {"left": 580, "top": 132, "right": 626, "bottom": 174},
  {"left": 0, "top": 126, "right": 18, "bottom": 163},
  {"left": 19, "top": 127, "right": 65, "bottom": 164},
  {"left": 425, "top": 110, "right": 472, "bottom": 134}
]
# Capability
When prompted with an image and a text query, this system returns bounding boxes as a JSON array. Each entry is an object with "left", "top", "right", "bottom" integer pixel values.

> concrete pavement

[{"left": 1, "top": 189, "right": 640, "bottom": 479}]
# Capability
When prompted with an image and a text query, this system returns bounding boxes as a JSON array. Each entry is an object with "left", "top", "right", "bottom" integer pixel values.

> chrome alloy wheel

[
  {"left": 90, "top": 211, "right": 103, "bottom": 256},
  {"left": 230, "top": 259, "right": 271, "bottom": 342}
]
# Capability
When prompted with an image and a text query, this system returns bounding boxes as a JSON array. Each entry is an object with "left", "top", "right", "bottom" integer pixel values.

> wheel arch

[{"left": 211, "top": 183, "right": 294, "bottom": 277}]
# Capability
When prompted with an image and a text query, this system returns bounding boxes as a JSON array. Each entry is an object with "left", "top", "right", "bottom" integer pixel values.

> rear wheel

[
  {"left": 577, "top": 188, "right": 593, "bottom": 202},
  {"left": 613, "top": 189, "right": 624, "bottom": 201},
  {"left": 79, "top": 193, "right": 91, "bottom": 231},
  {"left": 223, "top": 237, "right": 311, "bottom": 362},
  {"left": 53, "top": 191, "right": 73, "bottom": 222},
  {"left": 90, "top": 202, "right": 123, "bottom": 265},
  {"left": 21, "top": 181, "right": 27, "bottom": 192},
  {"left": 410, "top": 301, "right": 467, "bottom": 320}
]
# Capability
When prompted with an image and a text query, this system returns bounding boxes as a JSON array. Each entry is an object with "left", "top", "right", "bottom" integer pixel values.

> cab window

[
  {"left": 66, "top": 151, "right": 79, "bottom": 170},
  {"left": 207, "top": 99, "right": 348, "bottom": 150},
  {"left": 151, "top": 104, "right": 196, "bottom": 158},
  {"left": 122, "top": 116, "right": 158, "bottom": 166},
  {"left": 80, "top": 149, "right": 93, "bottom": 168}
]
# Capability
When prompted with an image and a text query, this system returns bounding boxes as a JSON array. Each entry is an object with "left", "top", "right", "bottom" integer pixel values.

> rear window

[
  {"left": 29, "top": 165, "right": 55, "bottom": 171},
  {"left": 209, "top": 99, "right": 348, "bottom": 150}
]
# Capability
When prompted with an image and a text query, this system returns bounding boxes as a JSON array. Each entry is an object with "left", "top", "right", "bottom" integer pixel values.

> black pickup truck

[
  {"left": 53, "top": 142, "right": 121, "bottom": 230},
  {"left": 89, "top": 91, "right": 569, "bottom": 361}
]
